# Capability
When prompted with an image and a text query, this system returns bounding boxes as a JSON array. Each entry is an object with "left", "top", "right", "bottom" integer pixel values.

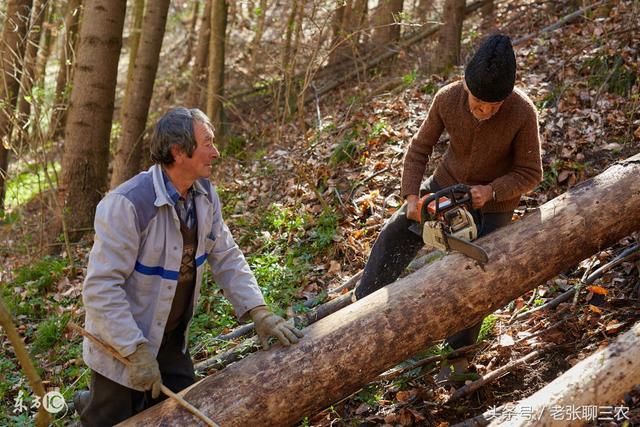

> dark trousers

[
  {"left": 354, "top": 177, "right": 512, "bottom": 349},
  {"left": 79, "top": 326, "right": 195, "bottom": 427}
]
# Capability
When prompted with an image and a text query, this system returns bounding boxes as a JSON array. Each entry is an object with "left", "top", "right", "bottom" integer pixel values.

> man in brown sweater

[{"left": 354, "top": 35, "right": 542, "bottom": 350}]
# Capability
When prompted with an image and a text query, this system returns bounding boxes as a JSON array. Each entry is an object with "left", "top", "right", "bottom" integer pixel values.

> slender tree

[
  {"left": 433, "top": 0, "right": 465, "bottom": 72},
  {"left": 247, "top": 0, "right": 268, "bottom": 77},
  {"left": 207, "top": 0, "right": 227, "bottom": 132},
  {"left": 15, "top": 0, "right": 46, "bottom": 147},
  {"left": 50, "top": 0, "right": 82, "bottom": 139},
  {"left": 111, "top": 0, "right": 171, "bottom": 187},
  {"left": 180, "top": 0, "right": 200, "bottom": 69},
  {"left": 186, "top": 0, "right": 211, "bottom": 108},
  {"left": 121, "top": 0, "right": 145, "bottom": 110},
  {"left": 34, "top": 1, "right": 56, "bottom": 91},
  {"left": 60, "top": 0, "right": 126, "bottom": 238},
  {"left": 0, "top": 0, "right": 32, "bottom": 210}
]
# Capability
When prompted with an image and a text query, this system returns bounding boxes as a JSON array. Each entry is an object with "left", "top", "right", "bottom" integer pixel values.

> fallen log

[
  {"left": 488, "top": 320, "right": 640, "bottom": 426},
  {"left": 120, "top": 154, "right": 640, "bottom": 427}
]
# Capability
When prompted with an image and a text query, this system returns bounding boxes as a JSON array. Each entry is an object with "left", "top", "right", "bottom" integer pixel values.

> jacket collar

[{"left": 151, "top": 164, "right": 207, "bottom": 207}]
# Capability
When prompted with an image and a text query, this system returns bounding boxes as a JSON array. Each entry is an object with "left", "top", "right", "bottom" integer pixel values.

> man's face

[
  {"left": 176, "top": 121, "right": 219, "bottom": 180},
  {"left": 464, "top": 82, "right": 505, "bottom": 121}
]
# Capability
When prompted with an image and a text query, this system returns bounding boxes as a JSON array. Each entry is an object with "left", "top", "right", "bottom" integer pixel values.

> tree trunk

[
  {"left": 60, "top": 0, "right": 126, "bottom": 239},
  {"left": 329, "top": 0, "right": 368, "bottom": 65},
  {"left": 180, "top": 0, "right": 199, "bottom": 70},
  {"left": 120, "top": 154, "right": 640, "bottom": 426},
  {"left": 0, "top": 0, "right": 32, "bottom": 210},
  {"left": 434, "top": 0, "right": 465, "bottom": 72},
  {"left": 489, "top": 321, "right": 640, "bottom": 427},
  {"left": 111, "top": 0, "right": 170, "bottom": 188},
  {"left": 186, "top": 0, "right": 211, "bottom": 109},
  {"left": 206, "top": 0, "right": 227, "bottom": 133},
  {"left": 49, "top": 0, "right": 82, "bottom": 140},
  {"left": 247, "top": 0, "right": 268, "bottom": 77},
  {"left": 480, "top": 0, "right": 495, "bottom": 35},
  {"left": 416, "top": 0, "right": 434, "bottom": 20},
  {"left": 372, "top": 0, "right": 404, "bottom": 46},
  {"left": 34, "top": 1, "right": 55, "bottom": 88},
  {"left": 15, "top": 0, "right": 46, "bottom": 147},
  {"left": 121, "top": 0, "right": 145, "bottom": 111}
]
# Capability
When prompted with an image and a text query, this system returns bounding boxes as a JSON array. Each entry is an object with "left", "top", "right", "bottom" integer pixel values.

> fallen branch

[
  {"left": 448, "top": 348, "right": 545, "bottom": 402},
  {"left": 0, "top": 298, "right": 50, "bottom": 427},
  {"left": 513, "top": 0, "right": 608, "bottom": 45}
]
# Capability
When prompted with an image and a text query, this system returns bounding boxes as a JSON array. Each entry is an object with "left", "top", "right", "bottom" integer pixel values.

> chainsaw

[{"left": 408, "top": 184, "right": 489, "bottom": 264}]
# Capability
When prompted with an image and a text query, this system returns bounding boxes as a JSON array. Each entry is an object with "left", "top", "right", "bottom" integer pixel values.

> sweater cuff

[{"left": 490, "top": 180, "right": 510, "bottom": 202}]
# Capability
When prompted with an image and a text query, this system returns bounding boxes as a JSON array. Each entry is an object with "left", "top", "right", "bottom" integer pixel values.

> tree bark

[
  {"left": 489, "top": 321, "right": 640, "bottom": 426},
  {"left": 15, "top": 0, "right": 46, "bottom": 147},
  {"left": 50, "top": 0, "right": 82, "bottom": 140},
  {"left": 434, "top": 0, "right": 465, "bottom": 72},
  {"left": 120, "top": 154, "right": 640, "bottom": 426},
  {"left": 186, "top": 0, "right": 211, "bottom": 109},
  {"left": 372, "top": 0, "right": 404, "bottom": 46},
  {"left": 206, "top": 0, "right": 227, "bottom": 133},
  {"left": 0, "top": 0, "right": 32, "bottom": 210},
  {"left": 60, "top": 0, "right": 126, "bottom": 239},
  {"left": 110, "top": 0, "right": 170, "bottom": 188}
]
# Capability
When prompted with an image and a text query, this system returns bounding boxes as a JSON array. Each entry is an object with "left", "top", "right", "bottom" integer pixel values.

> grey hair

[{"left": 149, "top": 107, "right": 214, "bottom": 166}]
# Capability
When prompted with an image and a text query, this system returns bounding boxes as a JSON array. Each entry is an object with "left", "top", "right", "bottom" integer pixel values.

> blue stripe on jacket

[
  {"left": 134, "top": 261, "right": 179, "bottom": 280},
  {"left": 195, "top": 253, "right": 208, "bottom": 267}
]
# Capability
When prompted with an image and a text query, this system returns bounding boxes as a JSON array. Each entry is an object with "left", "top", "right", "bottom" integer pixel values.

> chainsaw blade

[{"left": 446, "top": 234, "right": 489, "bottom": 264}]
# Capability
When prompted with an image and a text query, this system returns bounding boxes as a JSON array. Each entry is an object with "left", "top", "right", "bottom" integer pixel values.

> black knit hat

[{"left": 464, "top": 35, "right": 516, "bottom": 102}]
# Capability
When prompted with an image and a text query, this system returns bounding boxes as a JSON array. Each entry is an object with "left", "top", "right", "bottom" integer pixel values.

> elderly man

[
  {"left": 354, "top": 35, "right": 542, "bottom": 351},
  {"left": 74, "top": 108, "right": 303, "bottom": 426}
]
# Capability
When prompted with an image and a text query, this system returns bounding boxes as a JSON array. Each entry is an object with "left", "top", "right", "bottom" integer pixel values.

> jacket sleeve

[
  {"left": 207, "top": 192, "right": 265, "bottom": 322},
  {"left": 82, "top": 194, "right": 147, "bottom": 357},
  {"left": 401, "top": 90, "right": 445, "bottom": 198},
  {"left": 490, "top": 104, "right": 543, "bottom": 201}
]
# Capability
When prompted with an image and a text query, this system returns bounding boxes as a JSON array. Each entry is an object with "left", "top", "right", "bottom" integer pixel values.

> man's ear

[{"left": 170, "top": 144, "right": 184, "bottom": 164}]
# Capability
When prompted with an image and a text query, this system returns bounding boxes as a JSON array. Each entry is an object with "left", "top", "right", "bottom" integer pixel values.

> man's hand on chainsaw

[
  {"left": 470, "top": 185, "right": 493, "bottom": 209},
  {"left": 405, "top": 195, "right": 420, "bottom": 222}
]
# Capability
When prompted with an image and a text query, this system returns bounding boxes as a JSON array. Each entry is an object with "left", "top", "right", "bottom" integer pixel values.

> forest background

[{"left": 0, "top": 0, "right": 639, "bottom": 425}]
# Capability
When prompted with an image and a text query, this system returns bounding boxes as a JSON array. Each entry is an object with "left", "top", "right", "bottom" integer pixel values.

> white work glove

[{"left": 250, "top": 306, "right": 304, "bottom": 350}]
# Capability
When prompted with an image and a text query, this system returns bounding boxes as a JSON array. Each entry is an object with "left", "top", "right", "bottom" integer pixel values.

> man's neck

[{"left": 163, "top": 165, "right": 194, "bottom": 198}]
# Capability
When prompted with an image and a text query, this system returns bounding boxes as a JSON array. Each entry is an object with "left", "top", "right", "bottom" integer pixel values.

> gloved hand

[
  {"left": 250, "top": 306, "right": 304, "bottom": 350},
  {"left": 128, "top": 343, "right": 162, "bottom": 398}
]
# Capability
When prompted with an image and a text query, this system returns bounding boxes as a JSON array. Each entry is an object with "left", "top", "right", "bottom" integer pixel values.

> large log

[
  {"left": 120, "top": 154, "right": 640, "bottom": 426},
  {"left": 488, "top": 321, "right": 640, "bottom": 427}
]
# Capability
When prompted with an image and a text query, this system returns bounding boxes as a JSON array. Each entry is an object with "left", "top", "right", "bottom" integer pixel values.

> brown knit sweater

[{"left": 401, "top": 80, "right": 543, "bottom": 213}]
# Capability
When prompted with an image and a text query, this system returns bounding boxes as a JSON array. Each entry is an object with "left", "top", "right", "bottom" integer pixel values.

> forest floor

[{"left": 0, "top": 0, "right": 639, "bottom": 426}]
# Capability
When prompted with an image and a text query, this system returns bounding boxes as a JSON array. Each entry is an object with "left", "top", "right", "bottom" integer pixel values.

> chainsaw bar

[
  {"left": 445, "top": 234, "right": 489, "bottom": 264},
  {"left": 408, "top": 222, "right": 489, "bottom": 264}
]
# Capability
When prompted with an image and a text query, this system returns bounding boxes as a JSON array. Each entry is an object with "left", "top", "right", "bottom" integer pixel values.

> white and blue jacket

[{"left": 82, "top": 164, "right": 265, "bottom": 389}]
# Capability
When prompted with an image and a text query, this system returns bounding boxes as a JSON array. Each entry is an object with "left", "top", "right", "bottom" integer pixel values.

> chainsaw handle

[{"left": 418, "top": 184, "right": 473, "bottom": 223}]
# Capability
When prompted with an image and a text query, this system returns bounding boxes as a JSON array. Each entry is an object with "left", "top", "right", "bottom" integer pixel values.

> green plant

[
  {"left": 477, "top": 314, "right": 498, "bottom": 342},
  {"left": 355, "top": 384, "right": 384, "bottom": 407},
  {"left": 32, "top": 314, "right": 70, "bottom": 354},
  {"left": 583, "top": 54, "right": 637, "bottom": 97},
  {"left": 402, "top": 69, "right": 418, "bottom": 86},
  {"left": 5, "top": 162, "right": 60, "bottom": 210},
  {"left": 330, "top": 130, "right": 361, "bottom": 166},
  {"left": 222, "top": 136, "right": 247, "bottom": 160}
]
